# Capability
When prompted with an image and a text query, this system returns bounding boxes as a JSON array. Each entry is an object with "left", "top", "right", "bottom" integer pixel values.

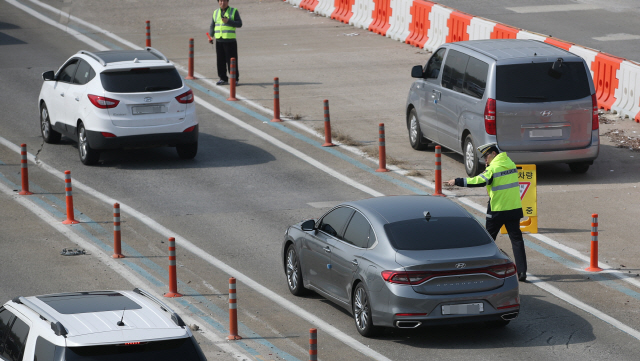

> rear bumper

[
  {"left": 86, "top": 125, "right": 198, "bottom": 150},
  {"left": 503, "top": 131, "right": 599, "bottom": 165}
]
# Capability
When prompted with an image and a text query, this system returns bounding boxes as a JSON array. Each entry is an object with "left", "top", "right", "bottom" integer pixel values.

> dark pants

[
  {"left": 486, "top": 218, "right": 527, "bottom": 275},
  {"left": 216, "top": 40, "right": 238, "bottom": 82}
]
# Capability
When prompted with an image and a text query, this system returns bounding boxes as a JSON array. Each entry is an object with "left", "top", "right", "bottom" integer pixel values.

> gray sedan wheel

[
  {"left": 285, "top": 246, "right": 306, "bottom": 296},
  {"left": 408, "top": 108, "right": 428, "bottom": 150},
  {"left": 353, "top": 283, "right": 378, "bottom": 337}
]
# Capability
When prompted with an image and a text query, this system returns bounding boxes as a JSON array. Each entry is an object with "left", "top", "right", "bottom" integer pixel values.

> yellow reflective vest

[
  {"left": 213, "top": 7, "right": 237, "bottom": 40},
  {"left": 465, "top": 152, "right": 522, "bottom": 212}
]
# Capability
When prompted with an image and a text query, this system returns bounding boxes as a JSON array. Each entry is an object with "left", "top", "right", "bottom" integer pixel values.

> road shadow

[
  {"left": 69, "top": 132, "right": 276, "bottom": 169},
  {"left": 375, "top": 294, "right": 595, "bottom": 348},
  {"left": 0, "top": 32, "right": 26, "bottom": 46},
  {"left": 0, "top": 22, "right": 20, "bottom": 30}
]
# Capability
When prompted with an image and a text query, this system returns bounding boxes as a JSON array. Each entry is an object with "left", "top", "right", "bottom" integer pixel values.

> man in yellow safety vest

[
  {"left": 209, "top": 0, "right": 242, "bottom": 85},
  {"left": 445, "top": 143, "right": 528, "bottom": 282}
]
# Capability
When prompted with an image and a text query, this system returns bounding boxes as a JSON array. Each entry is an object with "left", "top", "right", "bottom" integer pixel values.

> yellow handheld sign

[{"left": 501, "top": 164, "right": 537, "bottom": 234}]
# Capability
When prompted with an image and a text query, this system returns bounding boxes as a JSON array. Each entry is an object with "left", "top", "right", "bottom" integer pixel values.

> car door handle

[
  {"left": 323, "top": 246, "right": 331, "bottom": 253},
  {"left": 351, "top": 259, "right": 358, "bottom": 266}
]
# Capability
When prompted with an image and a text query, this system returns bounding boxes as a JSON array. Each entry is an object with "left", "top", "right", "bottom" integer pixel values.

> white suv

[
  {"left": 0, "top": 288, "right": 207, "bottom": 361},
  {"left": 38, "top": 48, "right": 199, "bottom": 165}
]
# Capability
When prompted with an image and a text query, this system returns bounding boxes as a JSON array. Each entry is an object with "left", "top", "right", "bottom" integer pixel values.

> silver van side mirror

[{"left": 411, "top": 65, "right": 424, "bottom": 78}]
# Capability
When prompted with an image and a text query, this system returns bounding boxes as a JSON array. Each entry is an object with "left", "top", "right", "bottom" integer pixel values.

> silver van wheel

[
  {"left": 408, "top": 109, "right": 428, "bottom": 150},
  {"left": 464, "top": 135, "right": 480, "bottom": 177}
]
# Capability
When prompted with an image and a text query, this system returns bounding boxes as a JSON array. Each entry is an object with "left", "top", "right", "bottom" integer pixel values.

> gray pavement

[{"left": 2, "top": 0, "right": 640, "bottom": 360}]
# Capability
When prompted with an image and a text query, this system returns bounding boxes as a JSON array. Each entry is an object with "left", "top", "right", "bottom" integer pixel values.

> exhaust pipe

[
  {"left": 395, "top": 321, "right": 422, "bottom": 329},
  {"left": 501, "top": 312, "right": 519, "bottom": 321}
]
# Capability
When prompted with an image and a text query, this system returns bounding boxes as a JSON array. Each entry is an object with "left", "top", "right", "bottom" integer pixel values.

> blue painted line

[{"left": 186, "top": 80, "right": 429, "bottom": 196}]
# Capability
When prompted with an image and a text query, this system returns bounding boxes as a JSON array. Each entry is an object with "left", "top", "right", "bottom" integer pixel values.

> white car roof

[
  {"left": 77, "top": 48, "right": 175, "bottom": 71},
  {"left": 9, "top": 289, "right": 189, "bottom": 347}
]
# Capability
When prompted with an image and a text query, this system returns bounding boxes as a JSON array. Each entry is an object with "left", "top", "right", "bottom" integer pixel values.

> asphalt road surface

[{"left": 1, "top": 0, "right": 640, "bottom": 360}]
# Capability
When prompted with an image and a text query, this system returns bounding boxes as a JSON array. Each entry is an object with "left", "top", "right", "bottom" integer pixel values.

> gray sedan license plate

[
  {"left": 132, "top": 105, "right": 166, "bottom": 115},
  {"left": 442, "top": 303, "right": 483, "bottom": 315}
]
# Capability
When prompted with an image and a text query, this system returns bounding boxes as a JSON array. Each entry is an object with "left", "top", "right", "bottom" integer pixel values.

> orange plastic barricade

[
  {"left": 592, "top": 53, "right": 623, "bottom": 111},
  {"left": 544, "top": 37, "right": 573, "bottom": 51},
  {"left": 490, "top": 23, "right": 519, "bottom": 39},
  {"left": 467, "top": 17, "right": 496, "bottom": 40},
  {"left": 406, "top": 1, "right": 434, "bottom": 48},
  {"left": 331, "top": 0, "right": 355, "bottom": 23},
  {"left": 445, "top": 11, "right": 472, "bottom": 43},
  {"left": 300, "top": 0, "right": 319, "bottom": 11},
  {"left": 369, "top": 0, "right": 392, "bottom": 36}
]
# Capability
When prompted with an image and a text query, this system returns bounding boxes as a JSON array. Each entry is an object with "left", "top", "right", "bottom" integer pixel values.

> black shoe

[
  {"left": 216, "top": 79, "right": 228, "bottom": 85},
  {"left": 518, "top": 273, "right": 527, "bottom": 282}
]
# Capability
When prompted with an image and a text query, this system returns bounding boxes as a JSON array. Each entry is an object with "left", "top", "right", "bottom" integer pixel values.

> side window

[
  {"left": 441, "top": 49, "right": 470, "bottom": 93},
  {"left": 72, "top": 60, "right": 96, "bottom": 85},
  {"left": 342, "top": 212, "right": 373, "bottom": 248},
  {"left": 0, "top": 308, "right": 16, "bottom": 355},
  {"left": 34, "top": 337, "right": 62, "bottom": 361},
  {"left": 57, "top": 59, "right": 79, "bottom": 83},
  {"left": 463, "top": 57, "right": 489, "bottom": 99},
  {"left": 424, "top": 48, "right": 446, "bottom": 80},
  {"left": 2, "top": 316, "right": 29, "bottom": 361},
  {"left": 318, "top": 207, "right": 354, "bottom": 238},
  {"left": 367, "top": 227, "right": 377, "bottom": 248}
]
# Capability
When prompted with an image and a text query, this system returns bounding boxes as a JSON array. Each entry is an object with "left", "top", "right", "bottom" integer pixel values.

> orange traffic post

[
  {"left": 145, "top": 20, "right": 151, "bottom": 47},
  {"left": 62, "top": 171, "right": 78, "bottom": 224},
  {"left": 164, "top": 237, "right": 183, "bottom": 297},
  {"left": 112, "top": 203, "right": 124, "bottom": 258},
  {"left": 186, "top": 38, "right": 196, "bottom": 80},
  {"left": 271, "top": 77, "right": 282, "bottom": 122},
  {"left": 19, "top": 144, "right": 32, "bottom": 195},
  {"left": 585, "top": 214, "right": 603, "bottom": 272},
  {"left": 309, "top": 328, "right": 317, "bottom": 361},
  {"left": 227, "top": 58, "right": 238, "bottom": 101},
  {"left": 376, "top": 123, "right": 389, "bottom": 172},
  {"left": 227, "top": 277, "right": 242, "bottom": 340},
  {"left": 321, "top": 100, "right": 334, "bottom": 147},
  {"left": 433, "top": 145, "right": 445, "bottom": 196}
]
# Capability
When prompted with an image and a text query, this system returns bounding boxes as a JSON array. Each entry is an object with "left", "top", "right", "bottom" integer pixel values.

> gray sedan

[{"left": 282, "top": 195, "right": 520, "bottom": 337}]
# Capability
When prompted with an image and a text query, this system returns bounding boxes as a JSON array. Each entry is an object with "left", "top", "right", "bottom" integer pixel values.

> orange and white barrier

[
  {"left": 62, "top": 170, "right": 78, "bottom": 225},
  {"left": 164, "top": 237, "right": 183, "bottom": 298},
  {"left": 112, "top": 203, "right": 124, "bottom": 258},
  {"left": 145, "top": 20, "right": 151, "bottom": 47},
  {"left": 19, "top": 144, "right": 32, "bottom": 196},
  {"left": 228, "top": 57, "right": 238, "bottom": 102},
  {"left": 376, "top": 123, "right": 388, "bottom": 172},
  {"left": 283, "top": 0, "right": 640, "bottom": 122},
  {"left": 585, "top": 214, "right": 602, "bottom": 272},
  {"left": 227, "top": 277, "right": 242, "bottom": 340}
]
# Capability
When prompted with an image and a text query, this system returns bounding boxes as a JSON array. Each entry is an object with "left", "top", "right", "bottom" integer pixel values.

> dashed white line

[{"left": 506, "top": 4, "right": 602, "bottom": 14}]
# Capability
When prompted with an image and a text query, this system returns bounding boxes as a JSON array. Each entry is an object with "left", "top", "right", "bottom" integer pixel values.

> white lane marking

[
  {"left": 593, "top": 33, "right": 640, "bottom": 41},
  {"left": 0, "top": 181, "right": 253, "bottom": 360},
  {"left": 527, "top": 274, "right": 640, "bottom": 341},
  {"left": 307, "top": 201, "right": 345, "bottom": 208},
  {"left": 5, "top": 0, "right": 108, "bottom": 51},
  {"left": 506, "top": 4, "right": 602, "bottom": 13},
  {"left": 7, "top": 0, "right": 640, "bottom": 349}
]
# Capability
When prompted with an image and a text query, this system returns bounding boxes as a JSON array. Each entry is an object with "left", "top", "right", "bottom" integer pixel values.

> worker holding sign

[{"left": 445, "top": 143, "right": 528, "bottom": 282}]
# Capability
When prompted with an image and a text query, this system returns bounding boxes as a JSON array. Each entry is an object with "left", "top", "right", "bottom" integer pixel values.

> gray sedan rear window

[
  {"left": 100, "top": 68, "right": 182, "bottom": 93},
  {"left": 384, "top": 217, "right": 492, "bottom": 250},
  {"left": 496, "top": 62, "right": 590, "bottom": 103}
]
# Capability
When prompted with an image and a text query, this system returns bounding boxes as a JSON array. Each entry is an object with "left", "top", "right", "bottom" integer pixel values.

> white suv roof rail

[
  {"left": 12, "top": 297, "right": 68, "bottom": 337},
  {"left": 145, "top": 47, "right": 170, "bottom": 63},
  {"left": 132, "top": 288, "right": 185, "bottom": 327},
  {"left": 78, "top": 50, "right": 106, "bottom": 66}
]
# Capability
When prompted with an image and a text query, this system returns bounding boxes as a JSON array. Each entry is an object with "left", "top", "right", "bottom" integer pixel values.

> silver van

[{"left": 406, "top": 39, "right": 599, "bottom": 176}]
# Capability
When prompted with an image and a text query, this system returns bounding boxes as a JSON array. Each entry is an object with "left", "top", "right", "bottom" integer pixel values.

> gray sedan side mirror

[
  {"left": 411, "top": 65, "right": 424, "bottom": 78},
  {"left": 42, "top": 71, "right": 55, "bottom": 81},
  {"left": 301, "top": 219, "right": 315, "bottom": 232}
]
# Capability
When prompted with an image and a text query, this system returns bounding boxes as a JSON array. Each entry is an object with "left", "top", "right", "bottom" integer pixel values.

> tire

[
  {"left": 568, "top": 162, "right": 590, "bottom": 174},
  {"left": 408, "top": 108, "right": 428, "bottom": 150},
  {"left": 285, "top": 245, "right": 306, "bottom": 296},
  {"left": 40, "top": 103, "right": 61, "bottom": 144},
  {"left": 78, "top": 123, "right": 100, "bottom": 165},
  {"left": 177, "top": 142, "right": 198, "bottom": 159},
  {"left": 353, "top": 283, "right": 379, "bottom": 337},
  {"left": 463, "top": 134, "right": 481, "bottom": 177},
  {"left": 485, "top": 319, "right": 510, "bottom": 328}
]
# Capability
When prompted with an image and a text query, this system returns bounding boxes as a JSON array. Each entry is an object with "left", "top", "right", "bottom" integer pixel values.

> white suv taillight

[
  {"left": 176, "top": 89, "right": 194, "bottom": 104},
  {"left": 484, "top": 98, "right": 496, "bottom": 135},
  {"left": 88, "top": 94, "right": 120, "bottom": 109},
  {"left": 591, "top": 94, "right": 599, "bottom": 130}
]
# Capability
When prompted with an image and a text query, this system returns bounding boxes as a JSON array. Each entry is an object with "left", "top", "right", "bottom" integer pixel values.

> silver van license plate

[
  {"left": 442, "top": 303, "right": 483, "bottom": 315},
  {"left": 132, "top": 105, "right": 166, "bottom": 115},
  {"left": 530, "top": 128, "right": 562, "bottom": 138}
]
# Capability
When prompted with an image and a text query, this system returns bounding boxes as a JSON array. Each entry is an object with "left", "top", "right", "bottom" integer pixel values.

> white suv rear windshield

[
  {"left": 100, "top": 68, "right": 183, "bottom": 93},
  {"left": 496, "top": 62, "right": 591, "bottom": 103},
  {"left": 64, "top": 337, "right": 205, "bottom": 361}
]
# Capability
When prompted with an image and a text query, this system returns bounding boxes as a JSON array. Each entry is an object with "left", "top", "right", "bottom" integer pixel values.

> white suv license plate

[
  {"left": 132, "top": 105, "right": 167, "bottom": 115},
  {"left": 442, "top": 303, "right": 484, "bottom": 315}
]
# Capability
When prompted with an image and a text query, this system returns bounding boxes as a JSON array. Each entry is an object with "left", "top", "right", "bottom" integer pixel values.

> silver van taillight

[
  {"left": 591, "top": 94, "right": 599, "bottom": 131},
  {"left": 484, "top": 98, "right": 496, "bottom": 135}
]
